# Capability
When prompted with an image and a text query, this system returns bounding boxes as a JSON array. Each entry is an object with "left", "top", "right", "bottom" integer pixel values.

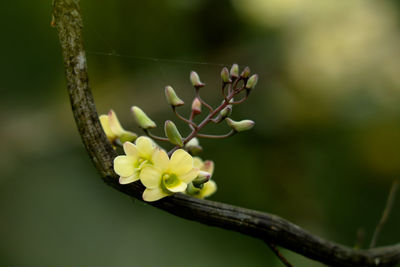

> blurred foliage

[{"left": 1, "top": 0, "right": 400, "bottom": 266}]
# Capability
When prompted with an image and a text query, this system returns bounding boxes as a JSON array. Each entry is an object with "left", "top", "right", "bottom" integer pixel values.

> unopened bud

[
  {"left": 191, "top": 98, "right": 202, "bottom": 114},
  {"left": 118, "top": 131, "right": 138, "bottom": 144},
  {"left": 165, "top": 86, "right": 184, "bottom": 107},
  {"left": 230, "top": 63, "right": 239, "bottom": 78},
  {"left": 190, "top": 71, "right": 205, "bottom": 87},
  {"left": 193, "top": 171, "right": 211, "bottom": 187},
  {"left": 220, "top": 105, "right": 232, "bottom": 119},
  {"left": 245, "top": 74, "right": 258, "bottom": 89},
  {"left": 164, "top": 120, "right": 183, "bottom": 147},
  {"left": 226, "top": 118, "right": 255, "bottom": 132},
  {"left": 108, "top": 110, "right": 125, "bottom": 136},
  {"left": 131, "top": 106, "right": 157, "bottom": 129},
  {"left": 240, "top": 66, "right": 251, "bottom": 78},
  {"left": 186, "top": 183, "right": 201, "bottom": 195},
  {"left": 202, "top": 160, "right": 214, "bottom": 175},
  {"left": 221, "top": 67, "right": 231, "bottom": 83},
  {"left": 185, "top": 138, "right": 203, "bottom": 155}
]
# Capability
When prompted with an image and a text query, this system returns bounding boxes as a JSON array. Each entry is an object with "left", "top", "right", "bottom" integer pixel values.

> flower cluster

[
  {"left": 100, "top": 64, "right": 258, "bottom": 202},
  {"left": 113, "top": 136, "right": 213, "bottom": 201}
]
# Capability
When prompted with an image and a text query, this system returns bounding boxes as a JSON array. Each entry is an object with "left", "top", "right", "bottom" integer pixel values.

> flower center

[{"left": 161, "top": 173, "right": 180, "bottom": 193}]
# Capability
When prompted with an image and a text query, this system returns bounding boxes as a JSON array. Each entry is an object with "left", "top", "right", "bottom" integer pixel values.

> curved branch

[{"left": 52, "top": 1, "right": 400, "bottom": 266}]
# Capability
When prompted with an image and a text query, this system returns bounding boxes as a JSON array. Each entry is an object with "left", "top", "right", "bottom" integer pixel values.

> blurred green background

[{"left": 1, "top": 0, "right": 400, "bottom": 266}]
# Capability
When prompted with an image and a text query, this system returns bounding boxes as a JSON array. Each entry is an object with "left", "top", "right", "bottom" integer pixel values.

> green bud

[
  {"left": 186, "top": 183, "right": 201, "bottom": 195},
  {"left": 230, "top": 63, "right": 239, "bottom": 78},
  {"left": 131, "top": 106, "right": 157, "bottom": 129},
  {"left": 240, "top": 66, "right": 251, "bottom": 78},
  {"left": 190, "top": 71, "right": 205, "bottom": 87},
  {"left": 118, "top": 131, "right": 138, "bottom": 144},
  {"left": 191, "top": 98, "right": 202, "bottom": 114},
  {"left": 164, "top": 120, "right": 183, "bottom": 147},
  {"left": 193, "top": 171, "right": 211, "bottom": 187},
  {"left": 185, "top": 138, "right": 203, "bottom": 155},
  {"left": 165, "top": 86, "right": 184, "bottom": 107},
  {"left": 245, "top": 74, "right": 258, "bottom": 89},
  {"left": 221, "top": 67, "right": 231, "bottom": 83},
  {"left": 225, "top": 118, "right": 255, "bottom": 132},
  {"left": 220, "top": 105, "right": 232, "bottom": 119}
]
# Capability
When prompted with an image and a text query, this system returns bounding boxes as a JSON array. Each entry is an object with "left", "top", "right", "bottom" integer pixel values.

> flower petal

[
  {"left": 202, "top": 160, "right": 214, "bottom": 175},
  {"left": 193, "top": 157, "right": 204, "bottom": 169},
  {"left": 199, "top": 180, "right": 217, "bottom": 198},
  {"left": 136, "top": 136, "right": 155, "bottom": 159},
  {"left": 165, "top": 180, "right": 187, "bottom": 193},
  {"left": 99, "top": 115, "right": 116, "bottom": 140},
  {"left": 119, "top": 173, "right": 139, "bottom": 184},
  {"left": 143, "top": 188, "right": 169, "bottom": 202},
  {"left": 152, "top": 149, "right": 169, "bottom": 171},
  {"left": 114, "top": 156, "right": 135, "bottom": 177},
  {"left": 179, "top": 168, "right": 199, "bottom": 183},
  {"left": 140, "top": 166, "right": 162, "bottom": 189},
  {"left": 109, "top": 110, "right": 125, "bottom": 135},
  {"left": 123, "top": 142, "right": 138, "bottom": 158},
  {"left": 168, "top": 149, "right": 194, "bottom": 175}
]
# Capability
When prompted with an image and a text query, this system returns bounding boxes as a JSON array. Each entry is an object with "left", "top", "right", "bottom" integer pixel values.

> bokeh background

[{"left": 1, "top": 0, "right": 400, "bottom": 266}]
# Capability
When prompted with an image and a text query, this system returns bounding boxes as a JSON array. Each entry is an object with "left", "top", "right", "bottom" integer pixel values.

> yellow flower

[
  {"left": 99, "top": 110, "right": 137, "bottom": 144},
  {"left": 140, "top": 149, "right": 199, "bottom": 202},
  {"left": 113, "top": 136, "right": 157, "bottom": 184},
  {"left": 192, "top": 180, "right": 217, "bottom": 199},
  {"left": 189, "top": 157, "right": 217, "bottom": 199}
]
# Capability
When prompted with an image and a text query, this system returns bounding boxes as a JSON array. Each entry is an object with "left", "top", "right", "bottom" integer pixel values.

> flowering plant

[{"left": 100, "top": 64, "right": 258, "bottom": 201}]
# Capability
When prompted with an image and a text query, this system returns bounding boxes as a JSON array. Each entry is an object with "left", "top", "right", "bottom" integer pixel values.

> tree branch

[{"left": 52, "top": 1, "right": 400, "bottom": 266}]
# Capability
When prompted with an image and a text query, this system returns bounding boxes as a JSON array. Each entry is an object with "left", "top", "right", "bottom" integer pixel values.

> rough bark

[{"left": 52, "top": 0, "right": 400, "bottom": 266}]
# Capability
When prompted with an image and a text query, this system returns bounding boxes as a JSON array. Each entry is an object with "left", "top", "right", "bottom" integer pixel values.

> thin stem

[
  {"left": 222, "top": 82, "right": 230, "bottom": 102},
  {"left": 266, "top": 243, "right": 293, "bottom": 267},
  {"left": 168, "top": 90, "right": 236, "bottom": 156},
  {"left": 197, "top": 130, "right": 235, "bottom": 139},
  {"left": 370, "top": 179, "right": 399, "bottom": 248},
  {"left": 173, "top": 107, "right": 197, "bottom": 129},
  {"left": 195, "top": 88, "right": 214, "bottom": 113},
  {"left": 231, "top": 91, "right": 248, "bottom": 105},
  {"left": 144, "top": 129, "right": 169, "bottom": 142}
]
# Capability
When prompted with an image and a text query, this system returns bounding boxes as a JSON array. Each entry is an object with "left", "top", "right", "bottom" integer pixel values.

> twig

[
  {"left": 53, "top": 1, "right": 400, "bottom": 266},
  {"left": 143, "top": 129, "right": 169, "bottom": 142},
  {"left": 266, "top": 243, "right": 293, "bottom": 267},
  {"left": 196, "top": 130, "right": 235, "bottom": 139},
  {"left": 370, "top": 179, "right": 399, "bottom": 248}
]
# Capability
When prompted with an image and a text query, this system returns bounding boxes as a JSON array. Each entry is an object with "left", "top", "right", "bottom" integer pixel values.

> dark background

[{"left": 1, "top": 0, "right": 400, "bottom": 266}]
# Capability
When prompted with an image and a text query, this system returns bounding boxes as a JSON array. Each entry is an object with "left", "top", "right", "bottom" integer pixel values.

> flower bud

[
  {"left": 190, "top": 71, "right": 205, "bottom": 87},
  {"left": 202, "top": 160, "right": 214, "bottom": 175},
  {"left": 131, "top": 106, "right": 157, "bottom": 129},
  {"left": 225, "top": 118, "right": 255, "bottom": 132},
  {"left": 245, "top": 74, "right": 258, "bottom": 89},
  {"left": 185, "top": 138, "right": 203, "bottom": 155},
  {"left": 221, "top": 67, "right": 231, "bottom": 83},
  {"left": 165, "top": 85, "right": 184, "bottom": 107},
  {"left": 186, "top": 183, "right": 201, "bottom": 195},
  {"left": 191, "top": 98, "right": 202, "bottom": 115},
  {"left": 219, "top": 105, "right": 232, "bottom": 119},
  {"left": 118, "top": 132, "right": 138, "bottom": 144},
  {"left": 164, "top": 120, "right": 183, "bottom": 147},
  {"left": 230, "top": 63, "right": 239, "bottom": 78},
  {"left": 100, "top": 110, "right": 137, "bottom": 145},
  {"left": 240, "top": 66, "right": 251, "bottom": 78},
  {"left": 108, "top": 110, "right": 125, "bottom": 136},
  {"left": 192, "top": 171, "right": 211, "bottom": 187}
]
